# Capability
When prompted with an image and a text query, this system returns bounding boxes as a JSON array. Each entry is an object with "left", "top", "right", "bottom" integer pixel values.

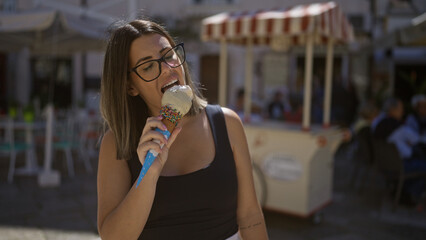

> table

[{"left": 0, "top": 119, "right": 45, "bottom": 177}]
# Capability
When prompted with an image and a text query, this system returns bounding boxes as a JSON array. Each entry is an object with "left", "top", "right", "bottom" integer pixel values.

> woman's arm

[
  {"left": 97, "top": 130, "right": 157, "bottom": 239},
  {"left": 97, "top": 122, "right": 181, "bottom": 239},
  {"left": 223, "top": 108, "right": 269, "bottom": 240}
]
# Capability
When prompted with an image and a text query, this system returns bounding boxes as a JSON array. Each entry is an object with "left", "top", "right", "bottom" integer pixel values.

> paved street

[{"left": 1, "top": 143, "right": 426, "bottom": 240}]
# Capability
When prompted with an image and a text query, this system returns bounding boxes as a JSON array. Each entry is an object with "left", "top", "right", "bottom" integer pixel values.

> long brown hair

[{"left": 100, "top": 19, "right": 206, "bottom": 160}]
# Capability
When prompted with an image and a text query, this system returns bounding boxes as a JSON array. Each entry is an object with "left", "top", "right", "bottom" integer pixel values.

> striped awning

[{"left": 201, "top": 1, "right": 354, "bottom": 47}]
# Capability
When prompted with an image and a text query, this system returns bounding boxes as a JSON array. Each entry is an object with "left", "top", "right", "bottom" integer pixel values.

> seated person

[
  {"left": 353, "top": 101, "right": 379, "bottom": 134},
  {"left": 373, "top": 97, "right": 426, "bottom": 205},
  {"left": 347, "top": 102, "right": 379, "bottom": 161},
  {"left": 267, "top": 90, "right": 288, "bottom": 120},
  {"left": 406, "top": 94, "right": 426, "bottom": 136},
  {"left": 374, "top": 98, "right": 422, "bottom": 159},
  {"left": 405, "top": 94, "right": 426, "bottom": 160},
  {"left": 231, "top": 88, "right": 263, "bottom": 123},
  {"left": 283, "top": 96, "right": 302, "bottom": 123}
]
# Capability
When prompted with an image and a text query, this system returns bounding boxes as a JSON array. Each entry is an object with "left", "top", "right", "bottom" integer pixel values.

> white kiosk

[{"left": 201, "top": 1, "right": 354, "bottom": 220}]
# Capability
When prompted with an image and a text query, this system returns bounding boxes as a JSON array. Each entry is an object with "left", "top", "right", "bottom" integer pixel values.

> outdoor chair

[
  {"left": 53, "top": 112, "right": 93, "bottom": 177},
  {"left": 75, "top": 109, "right": 100, "bottom": 170},
  {"left": 0, "top": 117, "right": 31, "bottom": 183},
  {"left": 372, "top": 139, "right": 426, "bottom": 210},
  {"left": 52, "top": 115, "right": 76, "bottom": 177}
]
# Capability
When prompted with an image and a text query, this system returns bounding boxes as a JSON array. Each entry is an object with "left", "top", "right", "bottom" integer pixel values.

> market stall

[{"left": 201, "top": 1, "right": 354, "bottom": 220}]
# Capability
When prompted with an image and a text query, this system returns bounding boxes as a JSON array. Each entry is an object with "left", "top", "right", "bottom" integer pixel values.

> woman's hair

[{"left": 100, "top": 19, "right": 207, "bottom": 160}]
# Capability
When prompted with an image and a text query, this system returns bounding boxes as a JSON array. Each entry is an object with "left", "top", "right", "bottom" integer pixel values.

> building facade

[{"left": 1, "top": 0, "right": 425, "bottom": 122}]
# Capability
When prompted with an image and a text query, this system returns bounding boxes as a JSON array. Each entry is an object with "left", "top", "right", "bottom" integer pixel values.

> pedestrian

[{"left": 97, "top": 19, "right": 268, "bottom": 239}]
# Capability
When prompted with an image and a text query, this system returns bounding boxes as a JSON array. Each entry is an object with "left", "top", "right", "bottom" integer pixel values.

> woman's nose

[{"left": 160, "top": 61, "right": 172, "bottom": 75}]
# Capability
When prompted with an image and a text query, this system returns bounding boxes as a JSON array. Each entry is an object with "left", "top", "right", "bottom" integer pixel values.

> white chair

[
  {"left": 53, "top": 111, "right": 94, "bottom": 177},
  {"left": 0, "top": 117, "right": 30, "bottom": 183},
  {"left": 75, "top": 110, "right": 99, "bottom": 173},
  {"left": 52, "top": 116, "right": 76, "bottom": 177}
]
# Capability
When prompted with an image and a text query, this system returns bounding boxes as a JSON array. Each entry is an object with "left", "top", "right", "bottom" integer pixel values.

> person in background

[
  {"left": 373, "top": 98, "right": 404, "bottom": 140},
  {"left": 232, "top": 88, "right": 263, "bottom": 123},
  {"left": 97, "top": 19, "right": 268, "bottom": 239},
  {"left": 339, "top": 102, "right": 378, "bottom": 150},
  {"left": 267, "top": 90, "right": 286, "bottom": 120},
  {"left": 405, "top": 94, "right": 426, "bottom": 137},
  {"left": 283, "top": 95, "right": 303, "bottom": 123},
  {"left": 373, "top": 97, "right": 426, "bottom": 206},
  {"left": 353, "top": 101, "right": 379, "bottom": 134}
]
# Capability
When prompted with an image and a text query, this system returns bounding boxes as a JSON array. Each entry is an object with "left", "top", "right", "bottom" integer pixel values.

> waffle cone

[{"left": 162, "top": 119, "right": 177, "bottom": 133}]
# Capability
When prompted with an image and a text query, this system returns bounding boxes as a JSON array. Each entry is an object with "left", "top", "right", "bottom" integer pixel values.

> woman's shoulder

[
  {"left": 219, "top": 107, "right": 245, "bottom": 143},
  {"left": 221, "top": 106, "right": 243, "bottom": 126},
  {"left": 100, "top": 130, "right": 117, "bottom": 153}
]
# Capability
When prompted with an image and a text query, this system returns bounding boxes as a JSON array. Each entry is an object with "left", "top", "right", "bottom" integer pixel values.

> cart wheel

[
  {"left": 252, "top": 163, "right": 267, "bottom": 207},
  {"left": 311, "top": 211, "right": 324, "bottom": 225}
]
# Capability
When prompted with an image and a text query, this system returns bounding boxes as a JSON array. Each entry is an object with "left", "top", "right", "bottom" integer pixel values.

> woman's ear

[{"left": 127, "top": 82, "right": 139, "bottom": 96}]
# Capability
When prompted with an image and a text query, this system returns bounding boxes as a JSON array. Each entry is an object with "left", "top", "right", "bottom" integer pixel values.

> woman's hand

[{"left": 136, "top": 115, "right": 182, "bottom": 177}]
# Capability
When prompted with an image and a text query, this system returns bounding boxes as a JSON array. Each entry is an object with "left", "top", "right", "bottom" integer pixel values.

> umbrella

[
  {"left": 0, "top": 10, "right": 107, "bottom": 53},
  {"left": 0, "top": 9, "right": 108, "bottom": 186}
]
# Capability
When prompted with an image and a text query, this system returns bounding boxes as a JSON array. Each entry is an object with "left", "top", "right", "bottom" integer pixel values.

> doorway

[
  {"left": 31, "top": 57, "right": 72, "bottom": 109},
  {"left": 394, "top": 64, "right": 426, "bottom": 112},
  {"left": 200, "top": 55, "right": 220, "bottom": 104}
]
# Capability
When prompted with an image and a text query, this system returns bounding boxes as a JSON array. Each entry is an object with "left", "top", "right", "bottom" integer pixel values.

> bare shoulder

[
  {"left": 100, "top": 130, "right": 115, "bottom": 148},
  {"left": 221, "top": 107, "right": 243, "bottom": 128},
  {"left": 99, "top": 130, "right": 125, "bottom": 164},
  {"left": 99, "top": 130, "right": 118, "bottom": 158},
  {"left": 98, "top": 130, "right": 131, "bottom": 192},
  {"left": 221, "top": 107, "right": 246, "bottom": 147}
]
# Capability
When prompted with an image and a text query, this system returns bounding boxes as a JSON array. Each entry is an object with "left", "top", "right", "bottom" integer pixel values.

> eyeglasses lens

[{"left": 135, "top": 45, "right": 185, "bottom": 81}]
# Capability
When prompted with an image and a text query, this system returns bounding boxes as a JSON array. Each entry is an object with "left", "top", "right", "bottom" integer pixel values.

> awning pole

[
  {"left": 218, "top": 38, "right": 228, "bottom": 107},
  {"left": 128, "top": 0, "right": 137, "bottom": 20},
  {"left": 244, "top": 37, "right": 253, "bottom": 122},
  {"left": 323, "top": 36, "right": 334, "bottom": 128},
  {"left": 302, "top": 34, "right": 314, "bottom": 130}
]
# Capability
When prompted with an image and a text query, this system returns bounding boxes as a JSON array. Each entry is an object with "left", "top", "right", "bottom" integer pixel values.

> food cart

[{"left": 201, "top": 1, "right": 354, "bottom": 221}]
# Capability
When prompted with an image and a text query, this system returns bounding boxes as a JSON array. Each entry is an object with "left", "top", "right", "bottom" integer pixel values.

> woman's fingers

[
  {"left": 137, "top": 141, "right": 163, "bottom": 165},
  {"left": 139, "top": 129, "right": 168, "bottom": 146},
  {"left": 143, "top": 116, "right": 167, "bottom": 134},
  {"left": 137, "top": 115, "right": 182, "bottom": 168},
  {"left": 156, "top": 127, "right": 182, "bottom": 167}
]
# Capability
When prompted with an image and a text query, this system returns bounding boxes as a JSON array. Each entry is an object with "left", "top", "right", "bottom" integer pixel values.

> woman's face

[{"left": 128, "top": 33, "right": 185, "bottom": 115}]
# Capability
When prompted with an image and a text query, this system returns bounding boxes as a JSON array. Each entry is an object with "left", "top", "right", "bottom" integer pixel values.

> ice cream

[
  {"left": 160, "top": 85, "right": 194, "bottom": 132},
  {"left": 136, "top": 85, "right": 193, "bottom": 187}
]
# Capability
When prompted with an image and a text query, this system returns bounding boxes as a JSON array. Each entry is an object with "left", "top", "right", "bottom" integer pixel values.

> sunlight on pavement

[{"left": 0, "top": 226, "right": 100, "bottom": 240}]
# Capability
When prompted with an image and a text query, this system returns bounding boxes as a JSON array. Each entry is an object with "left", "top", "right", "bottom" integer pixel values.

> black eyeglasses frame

[{"left": 130, "top": 43, "right": 186, "bottom": 82}]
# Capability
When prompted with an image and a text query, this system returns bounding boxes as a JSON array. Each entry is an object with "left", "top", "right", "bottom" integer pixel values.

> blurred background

[{"left": 0, "top": 0, "right": 426, "bottom": 239}]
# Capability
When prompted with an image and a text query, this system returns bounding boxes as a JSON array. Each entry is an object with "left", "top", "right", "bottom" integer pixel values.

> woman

[{"left": 97, "top": 19, "right": 268, "bottom": 240}]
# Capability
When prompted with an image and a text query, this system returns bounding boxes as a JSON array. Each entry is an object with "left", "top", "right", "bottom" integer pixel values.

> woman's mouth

[{"left": 161, "top": 80, "right": 179, "bottom": 93}]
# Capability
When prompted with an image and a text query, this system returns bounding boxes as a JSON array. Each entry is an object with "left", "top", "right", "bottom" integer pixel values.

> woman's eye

[
  {"left": 142, "top": 63, "right": 154, "bottom": 72},
  {"left": 165, "top": 52, "right": 176, "bottom": 60}
]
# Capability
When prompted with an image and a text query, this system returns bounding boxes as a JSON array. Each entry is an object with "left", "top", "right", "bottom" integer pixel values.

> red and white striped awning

[{"left": 201, "top": 1, "right": 354, "bottom": 46}]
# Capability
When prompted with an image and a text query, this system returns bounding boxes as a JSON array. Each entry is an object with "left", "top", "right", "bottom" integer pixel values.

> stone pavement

[{"left": 1, "top": 143, "right": 426, "bottom": 240}]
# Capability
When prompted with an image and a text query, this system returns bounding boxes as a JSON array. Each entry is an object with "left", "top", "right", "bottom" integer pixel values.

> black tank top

[{"left": 127, "top": 105, "right": 239, "bottom": 240}]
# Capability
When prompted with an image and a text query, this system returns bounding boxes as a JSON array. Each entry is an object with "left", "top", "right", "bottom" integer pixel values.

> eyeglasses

[{"left": 130, "top": 43, "right": 186, "bottom": 82}]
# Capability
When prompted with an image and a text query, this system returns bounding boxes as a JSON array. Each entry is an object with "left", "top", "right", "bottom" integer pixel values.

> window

[{"left": 348, "top": 15, "right": 365, "bottom": 31}]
